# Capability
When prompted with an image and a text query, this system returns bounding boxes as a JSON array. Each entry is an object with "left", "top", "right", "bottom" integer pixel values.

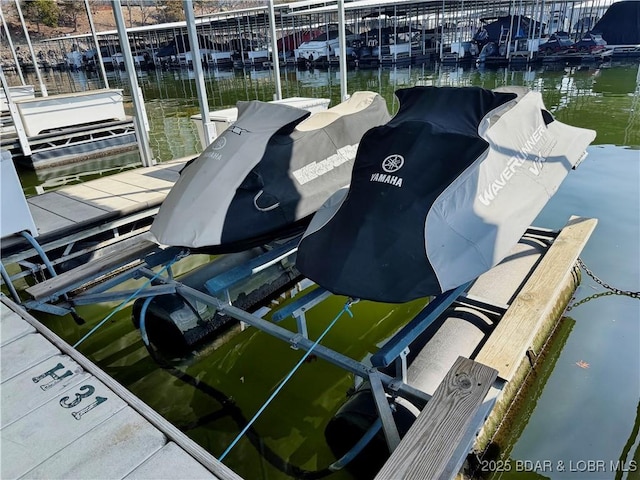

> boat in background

[
  {"left": 589, "top": 0, "right": 640, "bottom": 58},
  {"left": 156, "top": 34, "right": 233, "bottom": 68},
  {"left": 295, "top": 24, "right": 359, "bottom": 64},
  {"left": 538, "top": 31, "right": 574, "bottom": 54},
  {"left": 151, "top": 91, "right": 391, "bottom": 253},
  {"left": 352, "top": 26, "right": 418, "bottom": 66}
]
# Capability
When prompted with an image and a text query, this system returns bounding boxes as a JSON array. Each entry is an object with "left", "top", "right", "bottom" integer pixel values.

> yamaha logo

[
  {"left": 382, "top": 154, "right": 404, "bottom": 173},
  {"left": 371, "top": 153, "right": 405, "bottom": 188},
  {"left": 212, "top": 137, "right": 227, "bottom": 150}
]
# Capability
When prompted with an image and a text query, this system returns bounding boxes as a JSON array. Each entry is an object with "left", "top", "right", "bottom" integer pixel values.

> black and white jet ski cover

[
  {"left": 296, "top": 86, "right": 596, "bottom": 303},
  {"left": 151, "top": 91, "right": 391, "bottom": 252}
]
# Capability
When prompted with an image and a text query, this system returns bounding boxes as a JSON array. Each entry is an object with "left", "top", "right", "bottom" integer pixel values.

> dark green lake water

[{"left": 5, "top": 61, "right": 639, "bottom": 479}]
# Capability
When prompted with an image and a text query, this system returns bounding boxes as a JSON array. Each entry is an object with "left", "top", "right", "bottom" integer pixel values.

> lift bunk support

[{"left": 12, "top": 230, "right": 509, "bottom": 476}]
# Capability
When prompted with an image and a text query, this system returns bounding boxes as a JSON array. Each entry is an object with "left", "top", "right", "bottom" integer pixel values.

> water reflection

[{"left": 8, "top": 62, "right": 638, "bottom": 190}]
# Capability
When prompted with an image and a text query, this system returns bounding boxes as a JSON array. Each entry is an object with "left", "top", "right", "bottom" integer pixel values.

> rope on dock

[{"left": 219, "top": 298, "right": 356, "bottom": 461}]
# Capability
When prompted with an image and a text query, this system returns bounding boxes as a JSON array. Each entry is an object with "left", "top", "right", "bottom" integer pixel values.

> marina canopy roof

[{"left": 38, "top": 0, "right": 618, "bottom": 45}]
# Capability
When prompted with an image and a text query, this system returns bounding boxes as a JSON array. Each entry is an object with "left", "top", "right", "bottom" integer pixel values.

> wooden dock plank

[
  {"left": 124, "top": 442, "right": 219, "bottom": 479},
  {"left": 1, "top": 354, "right": 91, "bottom": 429},
  {"left": 475, "top": 217, "right": 598, "bottom": 381},
  {"left": 0, "top": 377, "right": 127, "bottom": 479},
  {"left": 28, "top": 192, "right": 112, "bottom": 223},
  {"left": 25, "top": 237, "right": 159, "bottom": 301},
  {"left": 0, "top": 333, "right": 59, "bottom": 382},
  {"left": 375, "top": 357, "right": 497, "bottom": 480},
  {"left": 1, "top": 296, "right": 241, "bottom": 480},
  {"left": 23, "top": 407, "right": 167, "bottom": 480},
  {"left": 0, "top": 302, "right": 35, "bottom": 346}
]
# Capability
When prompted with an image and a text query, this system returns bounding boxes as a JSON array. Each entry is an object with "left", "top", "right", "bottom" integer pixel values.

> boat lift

[
  {"left": 1, "top": 187, "right": 601, "bottom": 476},
  {"left": 7, "top": 222, "right": 509, "bottom": 459}
]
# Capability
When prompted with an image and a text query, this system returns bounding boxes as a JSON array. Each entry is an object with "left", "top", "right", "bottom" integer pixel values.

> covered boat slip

[{"left": 0, "top": 295, "right": 240, "bottom": 480}]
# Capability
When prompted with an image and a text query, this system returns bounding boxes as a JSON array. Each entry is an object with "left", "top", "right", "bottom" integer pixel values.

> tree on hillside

[
  {"left": 138, "top": 1, "right": 153, "bottom": 26},
  {"left": 59, "top": 1, "right": 84, "bottom": 31},
  {"left": 155, "top": 0, "right": 184, "bottom": 23},
  {"left": 193, "top": 1, "right": 206, "bottom": 16},
  {"left": 21, "top": 0, "right": 60, "bottom": 32}
]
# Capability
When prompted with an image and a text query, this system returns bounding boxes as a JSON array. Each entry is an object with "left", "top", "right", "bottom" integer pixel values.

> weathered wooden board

[
  {"left": 1, "top": 354, "right": 90, "bottom": 428},
  {"left": 0, "top": 333, "right": 59, "bottom": 382},
  {"left": 375, "top": 357, "right": 497, "bottom": 480},
  {"left": 25, "top": 238, "right": 158, "bottom": 300},
  {"left": 476, "top": 216, "right": 598, "bottom": 381},
  {"left": 23, "top": 407, "right": 167, "bottom": 480},
  {"left": 124, "top": 442, "right": 219, "bottom": 479},
  {"left": 0, "top": 297, "right": 240, "bottom": 479},
  {"left": 1, "top": 377, "right": 127, "bottom": 479},
  {"left": 0, "top": 295, "right": 242, "bottom": 480}
]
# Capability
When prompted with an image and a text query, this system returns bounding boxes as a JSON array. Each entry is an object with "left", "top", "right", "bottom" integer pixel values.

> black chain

[
  {"left": 576, "top": 257, "right": 640, "bottom": 299},
  {"left": 566, "top": 291, "right": 615, "bottom": 311}
]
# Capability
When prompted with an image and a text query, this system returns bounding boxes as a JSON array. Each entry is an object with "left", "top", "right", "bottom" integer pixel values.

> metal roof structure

[{"left": 36, "top": 0, "right": 617, "bottom": 46}]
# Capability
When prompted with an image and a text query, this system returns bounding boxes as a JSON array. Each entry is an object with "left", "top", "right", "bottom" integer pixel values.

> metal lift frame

[{"left": 2, "top": 226, "right": 559, "bottom": 455}]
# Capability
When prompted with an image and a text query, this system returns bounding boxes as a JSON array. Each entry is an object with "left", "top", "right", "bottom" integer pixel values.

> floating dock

[
  {"left": 0, "top": 294, "right": 241, "bottom": 480},
  {"left": 375, "top": 217, "right": 597, "bottom": 478},
  {"left": 0, "top": 88, "right": 138, "bottom": 170},
  {"left": 1, "top": 158, "right": 189, "bottom": 298}
]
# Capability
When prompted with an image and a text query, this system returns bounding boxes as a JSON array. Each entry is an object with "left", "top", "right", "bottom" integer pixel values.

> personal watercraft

[
  {"left": 296, "top": 86, "right": 596, "bottom": 303},
  {"left": 151, "top": 91, "right": 391, "bottom": 252}
]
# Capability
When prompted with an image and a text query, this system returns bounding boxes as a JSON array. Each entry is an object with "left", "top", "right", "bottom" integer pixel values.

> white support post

[
  {"left": 337, "top": 0, "right": 348, "bottom": 102},
  {"left": 183, "top": 0, "right": 215, "bottom": 147},
  {"left": 0, "top": 67, "right": 31, "bottom": 156},
  {"left": 14, "top": 0, "right": 47, "bottom": 96},
  {"left": 0, "top": 6, "right": 25, "bottom": 86},
  {"left": 395, "top": 347, "right": 410, "bottom": 384},
  {"left": 112, "top": 1, "right": 154, "bottom": 167},
  {"left": 268, "top": 0, "right": 282, "bottom": 101},
  {"left": 84, "top": 0, "right": 109, "bottom": 89}
]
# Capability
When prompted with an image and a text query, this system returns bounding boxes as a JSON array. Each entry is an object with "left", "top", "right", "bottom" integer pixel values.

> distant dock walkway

[
  {"left": 3, "top": 159, "right": 188, "bottom": 257},
  {"left": 1, "top": 294, "right": 241, "bottom": 480},
  {"left": 1, "top": 158, "right": 194, "bottom": 302}
]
